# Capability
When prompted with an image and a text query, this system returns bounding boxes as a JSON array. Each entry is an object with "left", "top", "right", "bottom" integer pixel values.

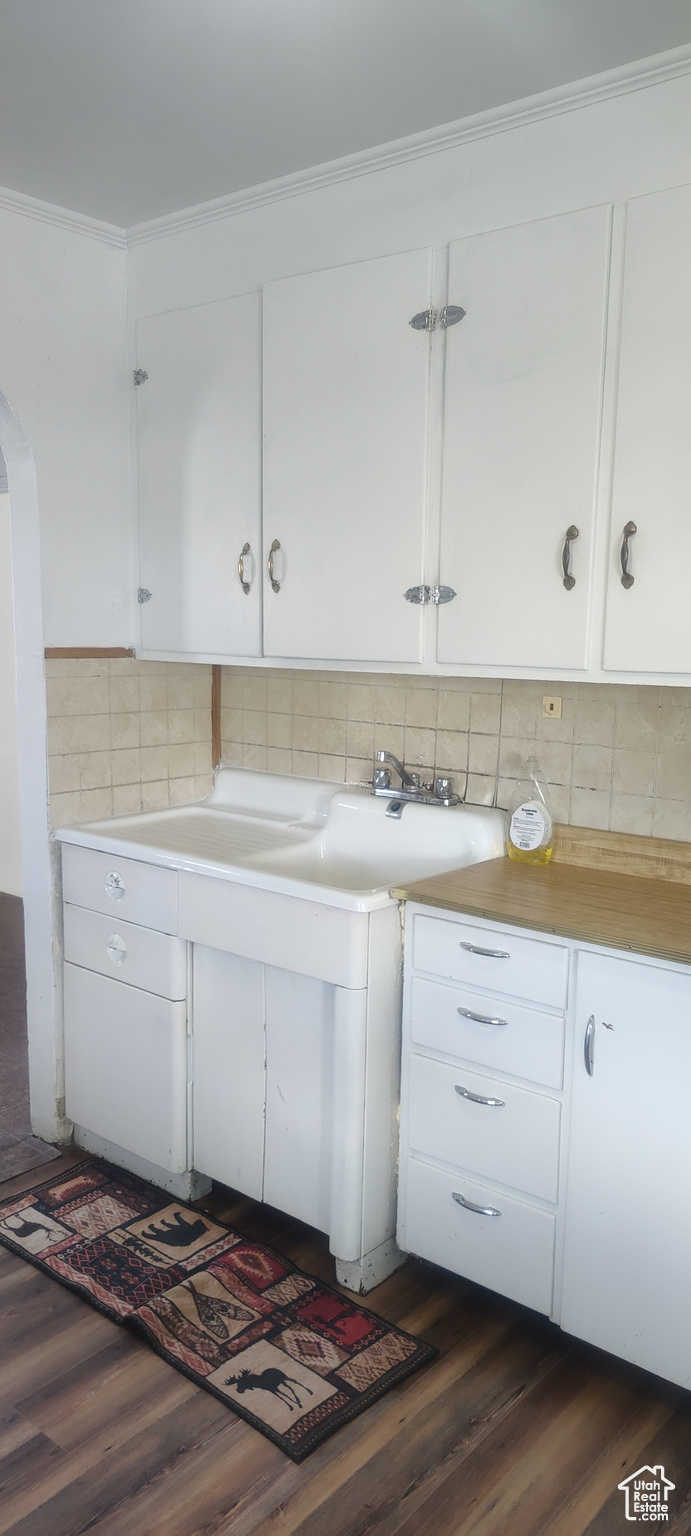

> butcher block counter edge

[{"left": 391, "top": 824, "right": 691, "bottom": 968}]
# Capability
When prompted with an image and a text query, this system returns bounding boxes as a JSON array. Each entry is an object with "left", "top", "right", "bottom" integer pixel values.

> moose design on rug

[{"left": 208, "top": 1340, "right": 339, "bottom": 1433}]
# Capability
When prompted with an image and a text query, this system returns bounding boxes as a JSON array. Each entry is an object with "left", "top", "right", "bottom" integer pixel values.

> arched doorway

[{"left": 0, "top": 390, "right": 65, "bottom": 1146}]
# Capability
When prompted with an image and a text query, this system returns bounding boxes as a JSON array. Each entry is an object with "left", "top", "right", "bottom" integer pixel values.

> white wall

[
  {"left": 0, "top": 491, "right": 21, "bottom": 894},
  {"left": 0, "top": 205, "right": 131, "bottom": 647}
]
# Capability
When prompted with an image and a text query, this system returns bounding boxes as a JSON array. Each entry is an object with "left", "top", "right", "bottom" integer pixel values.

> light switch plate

[{"left": 542, "top": 696, "right": 563, "bottom": 719}]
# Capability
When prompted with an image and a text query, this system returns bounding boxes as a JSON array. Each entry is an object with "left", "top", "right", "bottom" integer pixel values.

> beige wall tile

[
  {"left": 50, "top": 791, "right": 81, "bottom": 829},
  {"left": 615, "top": 695, "right": 660, "bottom": 751},
  {"left": 346, "top": 756, "right": 373, "bottom": 785},
  {"left": 267, "top": 712, "right": 292, "bottom": 749},
  {"left": 75, "top": 715, "right": 111, "bottom": 753},
  {"left": 193, "top": 741, "right": 211, "bottom": 775},
  {"left": 168, "top": 710, "right": 195, "bottom": 744},
  {"left": 78, "top": 678, "right": 110, "bottom": 714},
  {"left": 498, "top": 736, "right": 537, "bottom": 780},
  {"left": 405, "top": 689, "right": 436, "bottom": 729},
  {"left": 243, "top": 674, "right": 267, "bottom": 711},
  {"left": 267, "top": 675, "right": 292, "bottom": 714},
  {"left": 111, "top": 748, "right": 142, "bottom": 786},
  {"left": 49, "top": 754, "right": 80, "bottom": 794},
  {"left": 222, "top": 670, "right": 244, "bottom": 708},
  {"left": 80, "top": 787, "right": 113, "bottom": 821},
  {"left": 574, "top": 687, "right": 616, "bottom": 747},
  {"left": 293, "top": 679, "right": 320, "bottom": 716},
  {"left": 139, "top": 676, "right": 168, "bottom": 712},
  {"left": 169, "top": 776, "right": 197, "bottom": 805},
  {"left": 141, "top": 711, "right": 169, "bottom": 747},
  {"left": 468, "top": 733, "right": 498, "bottom": 776},
  {"left": 465, "top": 774, "right": 496, "bottom": 807},
  {"left": 243, "top": 709, "right": 268, "bottom": 747},
  {"left": 572, "top": 744, "right": 613, "bottom": 792},
  {"left": 570, "top": 787, "right": 610, "bottom": 829},
  {"left": 319, "top": 754, "right": 347, "bottom": 781},
  {"left": 613, "top": 749, "right": 656, "bottom": 797},
  {"left": 658, "top": 702, "right": 691, "bottom": 746},
  {"left": 193, "top": 708, "right": 211, "bottom": 741},
  {"left": 436, "top": 690, "right": 470, "bottom": 732},
  {"left": 79, "top": 751, "right": 112, "bottom": 790},
  {"left": 610, "top": 793, "right": 654, "bottom": 836},
  {"left": 112, "top": 784, "right": 142, "bottom": 816},
  {"left": 435, "top": 731, "right": 469, "bottom": 773},
  {"left": 318, "top": 717, "right": 346, "bottom": 756},
  {"left": 404, "top": 727, "right": 436, "bottom": 767},
  {"left": 168, "top": 675, "right": 195, "bottom": 710},
  {"left": 293, "top": 750, "right": 319, "bottom": 777},
  {"left": 656, "top": 745, "right": 691, "bottom": 801},
  {"left": 538, "top": 740, "right": 572, "bottom": 786},
  {"left": 46, "top": 678, "right": 81, "bottom": 716},
  {"left": 347, "top": 683, "right": 375, "bottom": 722},
  {"left": 141, "top": 780, "right": 170, "bottom": 812},
  {"left": 347, "top": 719, "right": 375, "bottom": 758},
  {"left": 109, "top": 676, "right": 140, "bottom": 713},
  {"left": 194, "top": 773, "right": 214, "bottom": 798},
  {"left": 320, "top": 680, "right": 348, "bottom": 719},
  {"left": 169, "top": 744, "right": 196, "bottom": 779},
  {"left": 293, "top": 715, "right": 320, "bottom": 752},
  {"left": 242, "top": 743, "right": 267, "bottom": 770},
  {"left": 653, "top": 799, "right": 691, "bottom": 840},
  {"left": 470, "top": 693, "right": 502, "bottom": 734},
  {"left": 267, "top": 747, "right": 293, "bottom": 773},
  {"left": 141, "top": 745, "right": 169, "bottom": 782}
]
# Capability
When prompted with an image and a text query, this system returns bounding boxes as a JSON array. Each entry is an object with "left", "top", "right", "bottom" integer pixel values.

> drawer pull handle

[
  {"left": 105, "top": 871, "right": 126, "bottom": 901},
  {"left": 459, "top": 942, "right": 510, "bottom": 959},
  {"left": 455, "top": 1084, "right": 505, "bottom": 1107},
  {"left": 453, "top": 1191, "right": 501, "bottom": 1218},
  {"left": 106, "top": 934, "right": 127, "bottom": 965},
  {"left": 457, "top": 1006, "right": 508, "bottom": 1027}
]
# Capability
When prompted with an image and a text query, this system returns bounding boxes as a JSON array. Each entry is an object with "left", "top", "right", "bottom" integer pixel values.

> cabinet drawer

[
  {"left": 407, "top": 1054, "right": 560, "bottom": 1202},
  {"left": 412, "top": 912, "right": 568, "bottom": 1008},
  {"left": 63, "top": 963, "right": 188, "bottom": 1172},
  {"left": 62, "top": 844, "right": 177, "bottom": 933},
  {"left": 410, "top": 976, "right": 564, "bottom": 1088},
  {"left": 64, "top": 904, "right": 187, "bottom": 1000},
  {"left": 399, "top": 1156, "right": 555, "bottom": 1315}
]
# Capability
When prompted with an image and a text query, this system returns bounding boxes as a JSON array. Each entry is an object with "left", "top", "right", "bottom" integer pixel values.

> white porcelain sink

[{"left": 57, "top": 767, "right": 504, "bottom": 911}]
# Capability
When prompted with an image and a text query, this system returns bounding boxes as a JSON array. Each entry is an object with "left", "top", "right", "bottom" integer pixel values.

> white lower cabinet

[
  {"left": 561, "top": 950, "right": 691, "bottom": 1388},
  {"left": 399, "top": 901, "right": 691, "bottom": 1390}
]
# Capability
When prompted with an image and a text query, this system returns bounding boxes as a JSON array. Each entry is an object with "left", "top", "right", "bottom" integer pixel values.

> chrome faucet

[{"left": 371, "top": 749, "right": 461, "bottom": 810}]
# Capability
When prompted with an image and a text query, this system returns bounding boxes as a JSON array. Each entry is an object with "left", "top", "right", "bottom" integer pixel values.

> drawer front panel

[
  {"left": 64, "top": 963, "right": 188, "bottom": 1172},
  {"left": 400, "top": 1156, "right": 555, "bottom": 1315},
  {"left": 61, "top": 844, "right": 177, "bottom": 934},
  {"left": 64, "top": 904, "right": 187, "bottom": 1000},
  {"left": 408, "top": 1054, "right": 560, "bottom": 1202},
  {"left": 410, "top": 976, "right": 564, "bottom": 1088},
  {"left": 412, "top": 912, "right": 568, "bottom": 1008}
]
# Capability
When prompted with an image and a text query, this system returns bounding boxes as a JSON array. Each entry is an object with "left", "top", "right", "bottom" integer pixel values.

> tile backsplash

[
  {"left": 221, "top": 668, "right": 691, "bottom": 842},
  {"left": 46, "top": 657, "right": 213, "bottom": 830}
]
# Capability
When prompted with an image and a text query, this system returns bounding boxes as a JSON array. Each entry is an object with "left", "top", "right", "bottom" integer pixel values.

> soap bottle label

[{"left": 509, "top": 801, "right": 546, "bottom": 852}]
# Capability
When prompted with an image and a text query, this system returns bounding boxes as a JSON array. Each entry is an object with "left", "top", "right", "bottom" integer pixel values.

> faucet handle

[
  {"left": 435, "top": 775, "right": 455, "bottom": 801},
  {"left": 372, "top": 766, "right": 391, "bottom": 790},
  {"left": 409, "top": 772, "right": 421, "bottom": 788}
]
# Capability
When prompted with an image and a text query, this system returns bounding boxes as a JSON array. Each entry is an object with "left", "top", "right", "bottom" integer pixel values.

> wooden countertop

[{"left": 391, "top": 850, "right": 691, "bottom": 968}]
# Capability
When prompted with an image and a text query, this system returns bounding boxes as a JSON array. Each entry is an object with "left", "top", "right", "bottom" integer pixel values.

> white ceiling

[{"left": 1, "top": 0, "right": 690, "bottom": 228}]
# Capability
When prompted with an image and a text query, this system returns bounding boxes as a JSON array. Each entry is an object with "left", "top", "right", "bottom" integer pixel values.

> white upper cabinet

[
  {"left": 136, "top": 293, "right": 262, "bottom": 656},
  {"left": 262, "top": 248, "right": 433, "bottom": 663},
  {"left": 604, "top": 183, "right": 691, "bottom": 674},
  {"left": 437, "top": 207, "right": 611, "bottom": 669}
]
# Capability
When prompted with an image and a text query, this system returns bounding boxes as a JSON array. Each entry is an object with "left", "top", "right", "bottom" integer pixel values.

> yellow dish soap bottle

[{"left": 506, "top": 759, "right": 553, "bottom": 865}]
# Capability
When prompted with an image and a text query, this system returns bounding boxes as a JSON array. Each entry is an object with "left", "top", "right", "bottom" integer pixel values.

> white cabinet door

[
  {"left": 262, "top": 248, "right": 432, "bottom": 663},
  {"left": 263, "top": 968, "right": 335, "bottom": 1234},
  {"left": 438, "top": 206, "right": 610, "bottom": 669},
  {"left": 136, "top": 293, "right": 262, "bottom": 656},
  {"left": 561, "top": 951, "right": 691, "bottom": 1387},
  {"left": 604, "top": 184, "right": 691, "bottom": 673},
  {"left": 192, "top": 946, "right": 266, "bottom": 1199}
]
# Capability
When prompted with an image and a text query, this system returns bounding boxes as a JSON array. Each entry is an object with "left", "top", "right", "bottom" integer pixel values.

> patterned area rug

[{"left": 0, "top": 1158, "right": 436, "bottom": 1461}]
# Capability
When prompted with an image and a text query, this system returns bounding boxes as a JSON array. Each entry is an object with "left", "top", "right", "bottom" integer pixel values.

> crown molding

[
  {"left": 0, "top": 184, "right": 127, "bottom": 248},
  {"left": 127, "top": 42, "right": 691, "bottom": 246}
]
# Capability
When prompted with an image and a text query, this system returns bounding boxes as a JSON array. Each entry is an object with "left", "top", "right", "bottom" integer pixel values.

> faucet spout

[{"left": 376, "top": 749, "right": 417, "bottom": 790}]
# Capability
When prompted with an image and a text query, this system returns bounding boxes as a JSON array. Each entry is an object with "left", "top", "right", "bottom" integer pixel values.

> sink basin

[{"left": 56, "top": 767, "right": 505, "bottom": 911}]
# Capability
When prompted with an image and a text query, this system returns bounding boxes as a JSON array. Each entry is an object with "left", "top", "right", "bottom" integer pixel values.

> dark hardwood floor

[{"left": 1, "top": 1149, "right": 690, "bottom": 1535}]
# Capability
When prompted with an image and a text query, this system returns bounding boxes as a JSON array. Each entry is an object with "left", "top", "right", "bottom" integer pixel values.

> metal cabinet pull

[
  {"left": 106, "top": 934, "right": 126, "bottom": 965},
  {"left": 457, "top": 1006, "right": 508, "bottom": 1027},
  {"left": 584, "top": 1014, "right": 596, "bottom": 1076},
  {"left": 105, "top": 871, "right": 125, "bottom": 901},
  {"left": 238, "top": 542, "right": 251, "bottom": 594},
  {"left": 267, "top": 538, "right": 282, "bottom": 592},
  {"left": 620, "top": 521, "right": 637, "bottom": 588},
  {"left": 455, "top": 1084, "right": 505, "bottom": 1107},
  {"left": 459, "top": 941, "right": 510, "bottom": 959},
  {"left": 562, "top": 524, "right": 579, "bottom": 590},
  {"left": 453, "top": 1191, "right": 501, "bottom": 1218}
]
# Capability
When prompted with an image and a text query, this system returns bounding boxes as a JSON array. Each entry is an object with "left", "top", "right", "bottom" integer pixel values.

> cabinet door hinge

[
  {"left": 137, "top": 587, "right": 152, "bottom": 603},
  {"left": 133, "top": 368, "right": 149, "bottom": 386},
  {"left": 404, "top": 584, "right": 457, "bottom": 605},
  {"left": 409, "top": 306, "right": 466, "bottom": 332}
]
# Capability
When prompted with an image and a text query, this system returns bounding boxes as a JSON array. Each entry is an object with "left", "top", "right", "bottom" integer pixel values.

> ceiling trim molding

[
  {"left": 127, "top": 42, "right": 691, "bottom": 246},
  {"left": 0, "top": 184, "right": 126, "bottom": 248}
]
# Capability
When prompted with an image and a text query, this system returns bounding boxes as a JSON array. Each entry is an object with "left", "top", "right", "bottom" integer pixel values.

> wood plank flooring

[{"left": 1, "top": 1151, "right": 690, "bottom": 1535}]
